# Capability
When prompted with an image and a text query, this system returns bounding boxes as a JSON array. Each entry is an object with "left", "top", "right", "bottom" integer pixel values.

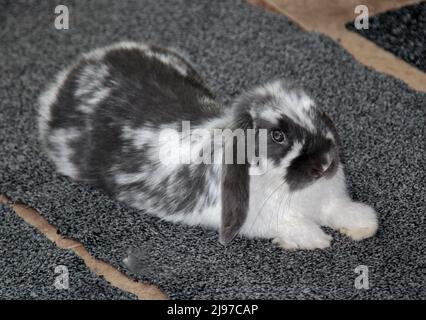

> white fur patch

[
  {"left": 242, "top": 141, "right": 304, "bottom": 238},
  {"left": 242, "top": 164, "right": 348, "bottom": 241},
  {"left": 280, "top": 141, "right": 303, "bottom": 169},
  {"left": 113, "top": 117, "right": 227, "bottom": 225},
  {"left": 255, "top": 80, "right": 316, "bottom": 132},
  {"left": 121, "top": 125, "right": 158, "bottom": 150},
  {"left": 38, "top": 68, "right": 72, "bottom": 143},
  {"left": 46, "top": 128, "right": 81, "bottom": 179},
  {"left": 259, "top": 108, "right": 281, "bottom": 124},
  {"left": 116, "top": 124, "right": 182, "bottom": 187},
  {"left": 75, "top": 64, "right": 111, "bottom": 114}
]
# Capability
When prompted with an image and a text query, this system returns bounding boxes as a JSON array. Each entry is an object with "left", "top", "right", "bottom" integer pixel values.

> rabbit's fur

[{"left": 38, "top": 42, "right": 378, "bottom": 249}]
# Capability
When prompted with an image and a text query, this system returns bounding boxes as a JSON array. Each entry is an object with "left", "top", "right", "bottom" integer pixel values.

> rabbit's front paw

[
  {"left": 273, "top": 221, "right": 332, "bottom": 250},
  {"left": 326, "top": 201, "right": 378, "bottom": 241}
]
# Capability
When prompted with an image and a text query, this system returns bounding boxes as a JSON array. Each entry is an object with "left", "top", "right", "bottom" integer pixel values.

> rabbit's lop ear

[{"left": 219, "top": 111, "right": 252, "bottom": 245}]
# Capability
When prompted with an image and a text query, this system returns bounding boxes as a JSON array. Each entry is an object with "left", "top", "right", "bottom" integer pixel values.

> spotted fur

[{"left": 38, "top": 42, "right": 378, "bottom": 249}]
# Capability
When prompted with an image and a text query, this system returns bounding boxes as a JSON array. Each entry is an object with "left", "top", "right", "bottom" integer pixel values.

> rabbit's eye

[{"left": 271, "top": 129, "right": 285, "bottom": 144}]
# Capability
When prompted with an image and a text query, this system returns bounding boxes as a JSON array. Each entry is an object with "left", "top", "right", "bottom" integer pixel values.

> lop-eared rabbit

[{"left": 38, "top": 42, "right": 378, "bottom": 249}]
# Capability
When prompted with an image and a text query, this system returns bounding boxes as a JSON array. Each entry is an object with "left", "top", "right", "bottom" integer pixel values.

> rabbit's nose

[
  {"left": 310, "top": 163, "right": 325, "bottom": 179},
  {"left": 311, "top": 155, "right": 334, "bottom": 179}
]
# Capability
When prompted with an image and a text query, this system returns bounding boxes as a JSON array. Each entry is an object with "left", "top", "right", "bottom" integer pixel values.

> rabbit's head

[{"left": 220, "top": 80, "right": 341, "bottom": 244}]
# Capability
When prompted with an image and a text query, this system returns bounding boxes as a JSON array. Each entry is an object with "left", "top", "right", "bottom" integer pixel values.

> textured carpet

[
  {"left": 0, "top": 205, "right": 135, "bottom": 299},
  {"left": 346, "top": 1, "right": 426, "bottom": 72},
  {"left": 0, "top": 0, "right": 425, "bottom": 299}
]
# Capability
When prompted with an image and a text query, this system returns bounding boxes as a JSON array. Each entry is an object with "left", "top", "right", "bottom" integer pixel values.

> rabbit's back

[{"left": 37, "top": 42, "right": 223, "bottom": 203}]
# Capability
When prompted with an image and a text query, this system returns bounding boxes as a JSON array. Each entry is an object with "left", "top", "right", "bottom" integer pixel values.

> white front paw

[
  {"left": 273, "top": 224, "right": 332, "bottom": 250},
  {"left": 329, "top": 202, "right": 378, "bottom": 241}
]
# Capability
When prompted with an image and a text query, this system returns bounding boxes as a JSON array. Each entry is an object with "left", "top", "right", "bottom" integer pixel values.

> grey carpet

[
  {"left": 0, "top": 205, "right": 135, "bottom": 299},
  {"left": 0, "top": 0, "right": 425, "bottom": 299},
  {"left": 347, "top": 1, "right": 426, "bottom": 73}
]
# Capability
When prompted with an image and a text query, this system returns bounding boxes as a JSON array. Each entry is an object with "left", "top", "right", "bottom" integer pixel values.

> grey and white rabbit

[{"left": 38, "top": 42, "right": 378, "bottom": 249}]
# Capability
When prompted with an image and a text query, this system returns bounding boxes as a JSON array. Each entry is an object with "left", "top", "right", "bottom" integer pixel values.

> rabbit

[{"left": 38, "top": 41, "right": 378, "bottom": 250}]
